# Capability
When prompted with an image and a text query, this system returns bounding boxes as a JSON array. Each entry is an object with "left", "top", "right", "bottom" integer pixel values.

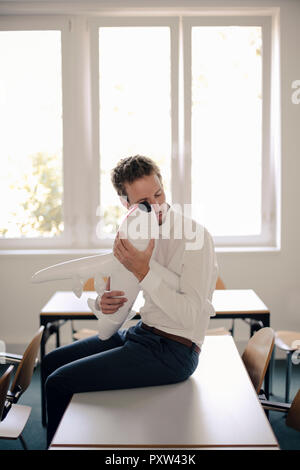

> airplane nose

[{"left": 138, "top": 201, "right": 152, "bottom": 212}]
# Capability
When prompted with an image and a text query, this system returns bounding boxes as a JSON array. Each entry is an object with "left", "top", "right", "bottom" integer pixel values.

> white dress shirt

[
  {"left": 138, "top": 205, "right": 219, "bottom": 348},
  {"left": 94, "top": 205, "right": 218, "bottom": 348}
]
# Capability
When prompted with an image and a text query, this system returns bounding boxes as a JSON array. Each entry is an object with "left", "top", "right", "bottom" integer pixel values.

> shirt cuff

[
  {"left": 94, "top": 294, "right": 101, "bottom": 311},
  {"left": 139, "top": 268, "right": 162, "bottom": 295}
]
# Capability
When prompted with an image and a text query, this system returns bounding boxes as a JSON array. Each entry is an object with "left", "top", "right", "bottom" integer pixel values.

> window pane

[
  {"left": 99, "top": 27, "right": 171, "bottom": 234},
  {"left": 191, "top": 26, "right": 262, "bottom": 236},
  {"left": 0, "top": 30, "right": 63, "bottom": 238}
]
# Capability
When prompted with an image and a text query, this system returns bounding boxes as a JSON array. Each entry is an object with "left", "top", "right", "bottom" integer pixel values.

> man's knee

[
  {"left": 42, "top": 348, "right": 62, "bottom": 381},
  {"left": 45, "top": 367, "right": 72, "bottom": 397}
]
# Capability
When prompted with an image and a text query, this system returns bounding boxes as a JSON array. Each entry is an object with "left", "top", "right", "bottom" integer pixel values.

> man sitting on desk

[{"left": 43, "top": 155, "right": 218, "bottom": 447}]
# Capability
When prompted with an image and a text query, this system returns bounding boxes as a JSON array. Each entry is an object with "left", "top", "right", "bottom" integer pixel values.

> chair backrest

[
  {"left": 0, "top": 365, "right": 13, "bottom": 420},
  {"left": 216, "top": 277, "right": 226, "bottom": 290},
  {"left": 286, "top": 389, "right": 300, "bottom": 432},
  {"left": 83, "top": 278, "right": 95, "bottom": 291},
  {"left": 84, "top": 276, "right": 109, "bottom": 291},
  {"left": 10, "top": 326, "right": 44, "bottom": 399},
  {"left": 242, "top": 327, "right": 275, "bottom": 394}
]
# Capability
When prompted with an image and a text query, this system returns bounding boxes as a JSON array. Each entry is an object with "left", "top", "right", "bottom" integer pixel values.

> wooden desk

[{"left": 50, "top": 336, "right": 278, "bottom": 449}]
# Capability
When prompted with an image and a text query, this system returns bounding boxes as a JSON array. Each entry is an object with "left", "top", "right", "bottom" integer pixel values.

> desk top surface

[
  {"left": 51, "top": 336, "right": 278, "bottom": 449},
  {"left": 41, "top": 289, "right": 269, "bottom": 316}
]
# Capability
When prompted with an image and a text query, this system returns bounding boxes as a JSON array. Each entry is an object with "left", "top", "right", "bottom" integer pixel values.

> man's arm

[
  {"left": 139, "top": 228, "right": 218, "bottom": 329},
  {"left": 148, "top": 259, "right": 180, "bottom": 291}
]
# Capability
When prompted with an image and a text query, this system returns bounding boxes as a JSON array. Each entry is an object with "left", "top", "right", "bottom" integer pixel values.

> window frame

[
  {"left": 0, "top": 15, "right": 74, "bottom": 249},
  {"left": 88, "top": 16, "right": 180, "bottom": 249},
  {"left": 0, "top": 10, "right": 280, "bottom": 252}
]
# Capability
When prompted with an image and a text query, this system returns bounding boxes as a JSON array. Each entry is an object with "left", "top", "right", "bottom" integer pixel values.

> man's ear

[{"left": 119, "top": 195, "right": 130, "bottom": 209}]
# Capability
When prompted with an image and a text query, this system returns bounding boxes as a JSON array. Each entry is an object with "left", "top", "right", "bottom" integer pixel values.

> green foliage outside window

[{"left": 0, "top": 152, "right": 63, "bottom": 238}]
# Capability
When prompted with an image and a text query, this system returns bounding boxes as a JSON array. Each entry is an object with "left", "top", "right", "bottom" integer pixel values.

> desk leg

[
  {"left": 40, "top": 319, "right": 47, "bottom": 427},
  {"left": 269, "top": 346, "right": 275, "bottom": 396},
  {"left": 56, "top": 325, "right": 60, "bottom": 348},
  {"left": 260, "top": 313, "right": 271, "bottom": 399},
  {"left": 39, "top": 319, "right": 68, "bottom": 426},
  {"left": 260, "top": 313, "right": 270, "bottom": 329}
]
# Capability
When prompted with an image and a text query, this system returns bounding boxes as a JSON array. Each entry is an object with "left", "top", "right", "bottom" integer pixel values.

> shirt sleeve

[
  {"left": 139, "top": 227, "right": 219, "bottom": 329},
  {"left": 93, "top": 276, "right": 108, "bottom": 311}
]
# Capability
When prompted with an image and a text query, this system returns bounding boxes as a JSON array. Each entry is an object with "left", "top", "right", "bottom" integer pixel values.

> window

[
  {"left": 0, "top": 11, "right": 279, "bottom": 251},
  {"left": 191, "top": 25, "right": 262, "bottom": 237},
  {"left": 98, "top": 24, "right": 172, "bottom": 235},
  {"left": 0, "top": 30, "right": 63, "bottom": 238},
  {"left": 0, "top": 16, "right": 70, "bottom": 249},
  {"left": 183, "top": 16, "right": 275, "bottom": 248}
]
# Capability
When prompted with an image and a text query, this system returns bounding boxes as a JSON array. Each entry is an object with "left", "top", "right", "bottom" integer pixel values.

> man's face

[{"left": 123, "top": 173, "right": 167, "bottom": 225}]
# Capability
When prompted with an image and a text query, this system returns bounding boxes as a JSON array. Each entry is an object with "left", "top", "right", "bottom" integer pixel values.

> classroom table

[
  {"left": 40, "top": 289, "right": 271, "bottom": 426},
  {"left": 49, "top": 335, "right": 279, "bottom": 450}
]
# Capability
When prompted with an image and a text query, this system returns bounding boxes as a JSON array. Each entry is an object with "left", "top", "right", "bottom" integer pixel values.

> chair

[
  {"left": 273, "top": 330, "right": 300, "bottom": 403},
  {"left": 260, "top": 388, "right": 300, "bottom": 432},
  {"left": 0, "top": 365, "right": 31, "bottom": 449},
  {"left": 7, "top": 326, "right": 45, "bottom": 403},
  {"left": 0, "top": 365, "right": 13, "bottom": 421},
  {"left": 216, "top": 277, "right": 225, "bottom": 290},
  {"left": 0, "top": 340, "right": 5, "bottom": 355},
  {"left": 0, "top": 326, "right": 44, "bottom": 449},
  {"left": 242, "top": 327, "right": 275, "bottom": 394}
]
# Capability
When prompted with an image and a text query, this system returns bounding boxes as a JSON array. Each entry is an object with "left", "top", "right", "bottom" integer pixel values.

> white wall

[{"left": 0, "top": 0, "right": 300, "bottom": 357}]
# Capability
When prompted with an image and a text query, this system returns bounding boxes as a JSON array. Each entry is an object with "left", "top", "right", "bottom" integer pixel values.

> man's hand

[
  {"left": 113, "top": 232, "right": 155, "bottom": 282},
  {"left": 97, "top": 277, "right": 128, "bottom": 314}
]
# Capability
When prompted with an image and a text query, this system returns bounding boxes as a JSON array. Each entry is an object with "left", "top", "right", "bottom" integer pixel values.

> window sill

[
  {"left": 0, "top": 248, "right": 111, "bottom": 256},
  {"left": 0, "top": 246, "right": 281, "bottom": 255},
  {"left": 216, "top": 246, "right": 281, "bottom": 253}
]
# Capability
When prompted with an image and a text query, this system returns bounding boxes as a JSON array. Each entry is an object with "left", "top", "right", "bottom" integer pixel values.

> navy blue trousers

[{"left": 42, "top": 321, "right": 199, "bottom": 447}]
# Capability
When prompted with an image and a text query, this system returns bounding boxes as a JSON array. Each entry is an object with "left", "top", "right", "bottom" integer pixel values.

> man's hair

[{"left": 111, "top": 155, "right": 162, "bottom": 198}]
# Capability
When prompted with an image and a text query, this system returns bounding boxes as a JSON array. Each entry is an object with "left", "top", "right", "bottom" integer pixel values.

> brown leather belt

[{"left": 141, "top": 322, "right": 201, "bottom": 354}]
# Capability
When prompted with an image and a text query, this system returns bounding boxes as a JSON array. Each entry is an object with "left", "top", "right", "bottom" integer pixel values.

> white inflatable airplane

[{"left": 32, "top": 202, "right": 179, "bottom": 339}]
